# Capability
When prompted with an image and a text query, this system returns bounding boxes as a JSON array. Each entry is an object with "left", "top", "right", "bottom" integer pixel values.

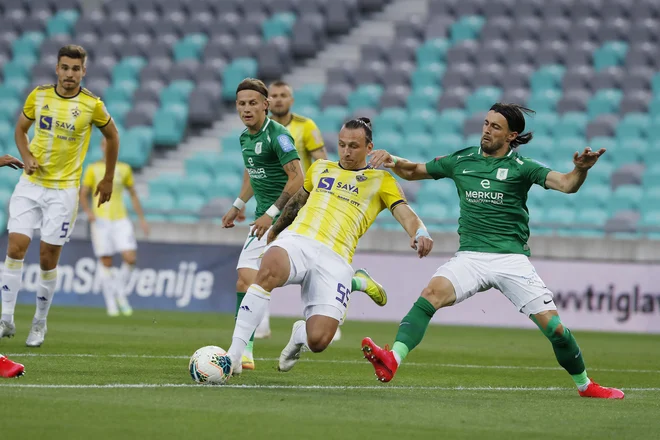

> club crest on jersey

[
  {"left": 356, "top": 174, "right": 367, "bottom": 182},
  {"left": 71, "top": 106, "right": 81, "bottom": 118},
  {"left": 255, "top": 142, "right": 262, "bottom": 155},
  {"left": 496, "top": 168, "right": 509, "bottom": 180}
]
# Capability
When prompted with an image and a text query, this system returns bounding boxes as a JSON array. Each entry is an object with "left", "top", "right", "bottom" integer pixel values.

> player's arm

[
  {"left": 310, "top": 147, "right": 328, "bottom": 161},
  {"left": 14, "top": 112, "right": 38, "bottom": 175},
  {"left": 544, "top": 147, "right": 606, "bottom": 194},
  {"left": 392, "top": 204, "right": 433, "bottom": 258},
  {"left": 96, "top": 118, "right": 120, "bottom": 206},
  {"left": 267, "top": 186, "right": 310, "bottom": 244},
  {"left": 127, "top": 186, "right": 149, "bottom": 236},
  {"left": 304, "top": 120, "right": 327, "bottom": 161},
  {"left": 222, "top": 169, "right": 254, "bottom": 228},
  {"left": 368, "top": 150, "right": 432, "bottom": 180}
]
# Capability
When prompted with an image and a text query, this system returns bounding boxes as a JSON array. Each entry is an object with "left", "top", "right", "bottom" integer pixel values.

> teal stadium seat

[
  {"left": 417, "top": 180, "right": 457, "bottom": 204},
  {"left": 294, "top": 84, "right": 324, "bottom": 107},
  {"left": 530, "top": 65, "right": 565, "bottom": 92},
  {"left": 348, "top": 85, "right": 383, "bottom": 112},
  {"left": 11, "top": 32, "right": 45, "bottom": 57},
  {"left": 374, "top": 108, "right": 407, "bottom": 133},
  {"left": 641, "top": 187, "right": 660, "bottom": 213},
  {"left": 587, "top": 89, "right": 622, "bottom": 118},
  {"left": 556, "top": 112, "right": 588, "bottom": 138},
  {"left": 433, "top": 109, "right": 467, "bottom": 137},
  {"left": 528, "top": 112, "right": 559, "bottom": 137},
  {"left": 617, "top": 113, "right": 649, "bottom": 140},
  {"left": 143, "top": 192, "right": 176, "bottom": 221},
  {"left": 466, "top": 87, "right": 502, "bottom": 114},
  {"left": 465, "top": 133, "right": 482, "bottom": 147},
  {"left": 643, "top": 164, "right": 660, "bottom": 188},
  {"left": 575, "top": 208, "right": 608, "bottom": 227},
  {"left": 651, "top": 73, "right": 660, "bottom": 96},
  {"left": 105, "top": 101, "right": 131, "bottom": 126},
  {"left": 220, "top": 128, "right": 244, "bottom": 152},
  {"left": 293, "top": 105, "right": 320, "bottom": 120},
  {"left": 112, "top": 57, "right": 146, "bottom": 83},
  {"left": 211, "top": 172, "right": 242, "bottom": 197},
  {"left": 639, "top": 211, "right": 660, "bottom": 229},
  {"left": 160, "top": 80, "right": 195, "bottom": 105},
  {"left": 0, "top": 85, "right": 20, "bottom": 101},
  {"left": 3, "top": 61, "right": 33, "bottom": 83},
  {"left": 221, "top": 58, "right": 258, "bottom": 100},
  {"left": 0, "top": 99, "right": 20, "bottom": 122},
  {"left": 531, "top": 135, "right": 553, "bottom": 157},
  {"left": 588, "top": 137, "right": 621, "bottom": 164},
  {"left": 404, "top": 133, "right": 434, "bottom": 157},
  {"left": 317, "top": 106, "right": 348, "bottom": 133},
  {"left": 648, "top": 98, "right": 660, "bottom": 118},
  {"left": 411, "top": 69, "right": 443, "bottom": 89},
  {"left": 103, "top": 85, "right": 134, "bottom": 104},
  {"left": 407, "top": 109, "right": 438, "bottom": 135},
  {"left": 593, "top": 41, "right": 628, "bottom": 71},
  {"left": 573, "top": 184, "right": 608, "bottom": 210},
  {"left": 416, "top": 39, "right": 450, "bottom": 66},
  {"left": 527, "top": 90, "right": 561, "bottom": 112},
  {"left": 153, "top": 109, "right": 186, "bottom": 147},
  {"left": 263, "top": 12, "right": 296, "bottom": 41},
  {"left": 157, "top": 103, "right": 189, "bottom": 126},
  {"left": 544, "top": 206, "right": 576, "bottom": 226},
  {"left": 406, "top": 87, "right": 440, "bottom": 111},
  {"left": 450, "top": 16, "right": 485, "bottom": 44},
  {"left": 372, "top": 131, "right": 403, "bottom": 152},
  {"left": 609, "top": 185, "right": 643, "bottom": 212},
  {"left": 585, "top": 161, "right": 614, "bottom": 184},
  {"left": 173, "top": 34, "right": 208, "bottom": 62},
  {"left": 46, "top": 10, "right": 79, "bottom": 36},
  {"left": 415, "top": 63, "right": 447, "bottom": 85}
]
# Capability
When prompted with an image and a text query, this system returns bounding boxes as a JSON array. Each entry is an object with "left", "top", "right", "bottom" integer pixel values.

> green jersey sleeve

[
  {"left": 425, "top": 155, "right": 455, "bottom": 180},
  {"left": 271, "top": 132, "right": 300, "bottom": 166},
  {"left": 521, "top": 158, "right": 553, "bottom": 188}
]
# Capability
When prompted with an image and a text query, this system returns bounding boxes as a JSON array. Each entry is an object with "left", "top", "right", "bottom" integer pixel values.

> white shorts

[
  {"left": 90, "top": 218, "right": 137, "bottom": 257},
  {"left": 434, "top": 251, "right": 557, "bottom": 316},
  {"left": 267, "top": 231, "right": 354, "bottom": 323},
  {"left": 236, "top": 227, "right": 271, "bottom": 271},
  {"left": 7, "top": 177, "right": 79, "bottom": 246}
]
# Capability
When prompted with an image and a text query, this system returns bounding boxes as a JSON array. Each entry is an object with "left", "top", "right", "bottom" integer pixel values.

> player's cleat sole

[
  {"left": 25, "top": 321, "right": 47, "bottom": 347},
  {"left": 354, "top": 269, "right": 387, "bottom": 306},
  {"left": 241, "top": 353, "right": 255, "bottom": 370},
  {"left": 0, "top": 320, "right": 16, "bottom": 338},
  {"left": 362, "top": 337, "right": 398, "bottom": 383},
  {"left": 278, "top": 320, "right": 305, "bottom": 372},
  {"left": 0, "top": 355, "right": 25, "bottom": 378},
  {"left": 578, "top": 379, "right": 625, "bottom": 399}
]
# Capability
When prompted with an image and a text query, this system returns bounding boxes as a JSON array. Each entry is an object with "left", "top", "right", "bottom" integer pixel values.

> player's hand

[
  {"left": 140, "top": 219, "right": 150, "bottom": 236},
  {"left": 221, "top": 207, "right": 239, "bottom": 228},
  {"left": 250, "top": 214, "right": 273, "bottom": 240},
  {"left": 95, "top": 177, "right": 113, "bottom": 207},
  {"left": 236, "top": 205, "right": 247, "bottom": 223},
  {"left": 411, "top": 230, "right": 433, "bottom": 259},
  {"left": 573, "top": 147, "right": 606, "bottom": 170},
  {"left": 0, "top": 154, "right": 24, "bottom": 170},
  {"left": 368, "top": 150, "right": 395, "bottom": 169},
  {"left": 23, "top": 155, "right": 38, "bottom": 175},
  {"left": 266, "top": 228, "right": 278, "bottom": 244}
]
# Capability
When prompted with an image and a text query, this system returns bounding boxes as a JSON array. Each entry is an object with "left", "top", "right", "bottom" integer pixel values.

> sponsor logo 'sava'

[{"left": 2, "top": 258, "right": 214, "bottom": 308}]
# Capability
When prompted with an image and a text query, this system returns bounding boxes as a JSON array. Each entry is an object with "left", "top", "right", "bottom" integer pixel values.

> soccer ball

[{"left": 189, "top": 345, "right": 232, "bottom": 385}]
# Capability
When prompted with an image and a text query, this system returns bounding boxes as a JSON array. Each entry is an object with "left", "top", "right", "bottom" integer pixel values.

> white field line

[
  {"left": 1, "top": 383, "right": 659, "bottom": 391},
  {"left": 4, "top": 353, "right": 660, "bottom": 375}
]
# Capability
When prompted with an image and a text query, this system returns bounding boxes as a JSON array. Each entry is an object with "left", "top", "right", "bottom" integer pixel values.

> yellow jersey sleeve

[
  {"left": 303, "top": 160, "right": 318, "bottom": 193},
  {"left": 22, "top": 87, "right": 37, "bottom": 120},
  {"left": 302, "top": 119, "right": 324, "bottom": 152},
  {"left": 379, "top": 173, "right": 407, "bottom": 211},
  {"left": 82, "top": 166, "right": 96, "bottom": 188},
  {"left": 123, "top": 165, "right": 134, "bottom": 187},
  {"left": 92, "top": 99, "right": 111, "bottom": 127}
]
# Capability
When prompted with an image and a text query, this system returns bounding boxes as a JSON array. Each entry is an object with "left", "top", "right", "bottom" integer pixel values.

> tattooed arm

[
  {"left": 267, "top": 187, "right": 310, "bottom": 243},
  {"left": 274, "top": 159, "right": 304, "bottom": 210}
]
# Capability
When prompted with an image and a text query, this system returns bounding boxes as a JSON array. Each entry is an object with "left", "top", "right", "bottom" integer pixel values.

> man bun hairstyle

[
  {"left": 343, "top": 117, "right": 373, "bottom": 143},
  {"left": 490, "top": 103, "right": 535, "bottom": 148}
]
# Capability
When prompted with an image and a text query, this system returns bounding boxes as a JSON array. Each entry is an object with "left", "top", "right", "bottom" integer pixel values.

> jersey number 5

[{"left": 60, "top": 222, "right": 70, "bottom": 238}]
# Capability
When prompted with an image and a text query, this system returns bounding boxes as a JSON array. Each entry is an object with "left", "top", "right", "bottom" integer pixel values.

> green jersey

[
  {"left": 425, "top": 146, "right": 552, "bottom": 256},
  {"left": 239, "top": 118, "right": 299, "bottom": 218}
]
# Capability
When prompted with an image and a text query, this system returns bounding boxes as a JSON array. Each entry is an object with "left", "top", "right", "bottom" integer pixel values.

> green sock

[
  {"left": 532, "top": 315, "right": 587, "bottom": 387},
  {"left": 351, "top": 276, "right": 365, "bottom": 292},
  {"left": 235, "top": 292, "right": 255, "bottom": 346},
  {"left": 393, "top": 297, "right": 437, "bottom": 363}
]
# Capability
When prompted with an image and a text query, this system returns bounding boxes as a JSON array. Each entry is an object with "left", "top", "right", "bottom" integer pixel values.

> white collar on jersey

[{"left": 478, "top": 147, "right": 514, "bottom": 157}]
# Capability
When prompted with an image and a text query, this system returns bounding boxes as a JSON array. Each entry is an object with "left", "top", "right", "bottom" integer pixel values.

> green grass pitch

[{"left": 1, "top": 305, "right": 659, "bottom": 440}]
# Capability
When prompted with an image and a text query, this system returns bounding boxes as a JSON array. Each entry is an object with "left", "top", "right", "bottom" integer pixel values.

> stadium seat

[
  {"left": 221, "top": 58, "right": 258, "bottom": 99},
  {"left": 530, "top": 65, "right": 565, "bottom": 92},
  {"left": 415, "top": 39, "right": 450, "bottom": 65},
  {"left": 556, "top": 112, "right": 588, "bottom": 138},
  {"left": 587, "top": 89, "right": 623, "bottom": 118},
  {"left": 593, "top": 41, "right": 628, "bottom": 71},
  {"left": 450, "top": 16, "right": 485, "bottom": 44},
  {"left": 609, "top": 184, "right": 643, "bottom": 212},
  {"left": 374, "top": 107, "right": 407, "bottom": 133},
  {"left": 262, "top": 12, "right": 296, "bottom": 41},
  {"left": 46, "top": 10, "right": 79, "bottom": 36},
  {"left": 466, "top": 87, "right": 502, "bottom": 114},
  {"left": 347, "top": 85, "right": 383, "bottom": 111},
  {"left": 406, "top": 87, "right": 441, "bottom": 111},
  {"left": 173, "top": 34, "right": 208, "bottom": 62}
]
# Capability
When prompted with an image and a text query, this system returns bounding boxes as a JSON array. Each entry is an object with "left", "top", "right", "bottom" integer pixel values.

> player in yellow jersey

[
  {"left": 0, "top": 45, "right": 119, "bottom": 347},
  {"left": 80, "top": 138, "right": 149, "bottom": 317},
  {"left": 246, "top": 80, "right": 388, "bottom": 341},
  {"left": 224, "top": 117, "right": 433, "bottom": 375}
]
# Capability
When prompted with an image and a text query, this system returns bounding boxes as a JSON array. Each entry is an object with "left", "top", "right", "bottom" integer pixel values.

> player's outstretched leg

[
  {"left": 116, "top": 255, "right": 136, "bottom": 316},
  {"left": 531, "top": 311, "right": 624, "bottom": 399},
  {"left": 26, "top": 241, "right": 61, "bottom": 347},
  {"left": 279, "top": 315, "right": 338, "bottom": 372},
  {"left": 1, "top": 234, "right": 30, "bottom": 338},
  {"left": 0, "top": 354, "right": 24, "bottom": 378},
  {"left": 363, "top": 276, "right": 454, "bottom": 382},
  {"left": 352, "top": 268, "right": 387, "bottom": 306},
  {"left": 99, "top": 258, "right": 119, "bottom": 317},
  {"left": 254, "top": 308, "right": 271, "bottom": 339}
]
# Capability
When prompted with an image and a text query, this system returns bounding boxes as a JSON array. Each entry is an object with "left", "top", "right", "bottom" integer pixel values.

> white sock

[
  {"left": 34, "top": 268, "right": 57, "bottom": 321},
  {"left": 99, "top": 265, "right": 118, "bottom": 315},
  {"left": 228, "top": 284, "right": 271, "bottom": 361},
  {"left": 257, "top": 308, "right": 271, "bottom": 331},
  {"left": 1, "top": 257, "right": 24, "bottom": 324},
  {"left": 392, "top": 351, "right": 402, "bottom": 365},
  {"left": 292, "top": 321, "right": 309, "bottom": 348},
  {"left": 116, "top": 262, "right": 135, "bottom": 304},
  {"left": 353, "top": 275, "right": 367, "bottom": 291}
]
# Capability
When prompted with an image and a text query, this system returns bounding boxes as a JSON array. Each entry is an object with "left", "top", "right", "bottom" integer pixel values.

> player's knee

[
  {"left": 39, "top": 245, "right": 60, "bottom": 270},
  {"left": 6, "top": 241, "right": 27, "bottom": 260},
  {"left": 254, "top": 248, "right": 290, "bottom": 290},
  {"left": 123, "top": 254, "right": 136, "bottom": 266},
  {"left": 421, "top": 284, "right": 455, "bottom": 309},
  {"left": 306, "top": 331, "right": 333, "bottom": 353},
  {"left": 99, "top": 257, "right": 113, "bottom": 268}
]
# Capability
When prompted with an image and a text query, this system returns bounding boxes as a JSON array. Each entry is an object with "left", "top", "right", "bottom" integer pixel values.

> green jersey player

[
  {"left": 361, "top": 103, "right": 624, "bottom": 399},
  {"left": 222, "top": 78, "right": 304, "bottom": 371}
]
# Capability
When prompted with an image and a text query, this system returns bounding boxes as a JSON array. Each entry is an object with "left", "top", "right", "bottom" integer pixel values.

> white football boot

[
  {"left": 25, "top": 321, "right": 47, "bottom": 347},
  {"left": 0, "top": 320, "right": 16, "bottom": 338},
  {"left": 278, "top": 320, "right": 306, "bottom": 372}
]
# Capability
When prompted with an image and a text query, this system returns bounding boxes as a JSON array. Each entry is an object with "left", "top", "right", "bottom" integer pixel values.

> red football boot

[
  {"left": 361, "top": 337, "right": 398, "bottom": 383},
  {"left": 0, "top": 355, "right": 25, "bottom": 378},
  {"left": 578, "top": 379, "right": 625, "bottom": 399}
]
